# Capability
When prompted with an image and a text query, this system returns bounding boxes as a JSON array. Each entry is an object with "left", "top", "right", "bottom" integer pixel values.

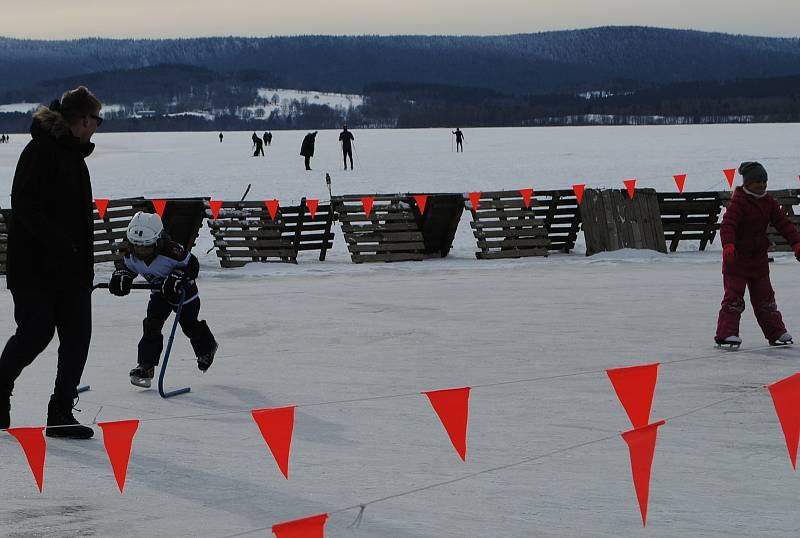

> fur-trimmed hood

[{"left": 30, "top": 105, "right": 94, "bottom": 157}]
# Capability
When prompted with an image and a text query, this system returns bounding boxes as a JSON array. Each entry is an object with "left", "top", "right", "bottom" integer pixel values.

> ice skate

[
  {"left": 715, "top": 335, "right": 742, "bottom": 350},
  {"left": 130, "top": 364, "right": 155, "bottom": 387}
]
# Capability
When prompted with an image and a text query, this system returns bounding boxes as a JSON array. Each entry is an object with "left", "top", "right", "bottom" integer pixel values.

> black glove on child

[
  {"left": 161, "top": 270, "right": 187, "bottom": 303},
  {"left": 109, "top": 269, "right": 135, "bottom": 296}
]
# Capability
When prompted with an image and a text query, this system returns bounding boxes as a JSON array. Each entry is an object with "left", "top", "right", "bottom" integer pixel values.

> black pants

[
  {"left": 138, "top": 295, "right": 215, "bottom": 367},
  {"left": 456, "top": 140, "right": 463, "bottom": 152},
  {"left": 343, "top": 148, "right": 353, "bottom": 169},
  {"left": 304, "top": 155, "right": 312, "bottom": 170},
  {"left": 0, "top": 289, "right": 92, "bottom": 401}
]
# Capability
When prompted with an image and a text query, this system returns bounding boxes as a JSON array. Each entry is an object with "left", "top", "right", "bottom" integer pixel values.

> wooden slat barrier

[
  {"left": 331, "top": 194, "right": 426, "bottom": 263},
  {"left": 581, "top": 188, "right": 667, "bottom": 256},
  {"left": 532, "top": 189, "right": 583, "bottom": 253},
  {"left": 206, "top": 198, "right": 335, "bottom": 267},
  {"left": 464, "top": 190, "right": 550, "bottom": 259},
  {"left": 720, "top": 189, "right": 800, "bottom": 252},
  {"left": 93, "top": 198, "right": 151, "bottom": 263},
  {"left": 657, "top": 191, "right": 723, "bottom": 251}
]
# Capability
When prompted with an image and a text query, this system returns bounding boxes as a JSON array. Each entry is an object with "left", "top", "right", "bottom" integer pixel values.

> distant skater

[
  {"left": 300, "top": 131, "right": 317, "bottom": 170},
  {"left": 452, "top": 128, "right": 464, "bottom": 152},
  {"left": 219, "top": 132, "right": 223, "bottom": 143},
  {"left": 265, "top": 132, "right": 272, "bottom": 146},
  {"left": 253, "top": 137, "right": 264, "bottom": 157},
  {"left": 262, "top": 132, "right": 269, "bottom": 148},
  {"left": 339, "top": 124, "right": 354, "bottom": 170}
]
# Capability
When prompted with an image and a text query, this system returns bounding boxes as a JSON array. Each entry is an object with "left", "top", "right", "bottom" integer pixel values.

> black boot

[
  {"left": 197, "top": 341, "right": 219, "bottom": 372},
  {"left": 0, "top": 389, "right": 10, "bottom": 430},
  {"left": 46, "top": 396, "right": 93, "bottom": 439}
]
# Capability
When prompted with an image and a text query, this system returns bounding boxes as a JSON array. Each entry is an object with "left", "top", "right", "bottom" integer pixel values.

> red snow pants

[{"left": 715, "top": 273, "right": 787, "bottom": 342}]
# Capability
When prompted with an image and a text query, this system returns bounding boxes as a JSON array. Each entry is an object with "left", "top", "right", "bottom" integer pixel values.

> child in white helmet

[{"left": 109, "top": 211, "right": 218, "bottom": 387}]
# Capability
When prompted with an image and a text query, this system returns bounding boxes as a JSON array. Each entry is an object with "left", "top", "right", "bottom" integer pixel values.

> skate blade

[
  {"left": 770, "top": 341, "right": 793, "bottom": 347},
  {"left": 130, "top": 376, "right": 152, "bottom": 388},
  {"left": 715, "top": 343, "right": 740, "bottom": 351}
]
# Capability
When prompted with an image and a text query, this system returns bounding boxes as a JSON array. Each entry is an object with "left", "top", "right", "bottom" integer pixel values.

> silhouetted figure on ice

[
  {"left": 452, "top": 128, "right": 464, "bottom": 152},
  {"left": 300, "top": 131, "right": 317, "bottom": 170},
  {"left": 339, "top": 124, "right": 354, "bottom": 170},
  {"left": 219, "top": 132, "right": 223, "bottom": 143}
]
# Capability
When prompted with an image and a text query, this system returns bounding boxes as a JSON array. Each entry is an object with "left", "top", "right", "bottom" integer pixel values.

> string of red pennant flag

[{"left": 5, "top": 344, "right": 800, "bottom": 537}]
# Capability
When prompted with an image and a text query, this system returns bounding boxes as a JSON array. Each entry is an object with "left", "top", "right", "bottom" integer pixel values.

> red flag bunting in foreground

[
  {"left": 468, "top": 191, "right": 481, "bottom": 211},
  {"left": 413, "top": 194, "right": 429, "bottom": 215},
  {"left": 423, "top": 387, "right": 471, "bottom": 461},
  {"left": 673, "top": 174, "right": 687, "bottom": 193},
  {"left": 95, "top": 198, "right": 109, "bottom": 220},
  {"left": 265, "top": 199, "right": 280, "bottom": 221},
  {"left": 7, "top": 427, "right": 46, "bottom": 492},
  {"left": 624, "top": 179, "right": 636, "bottom": 200},
  {"left": 766, "top": 372, "right": 800, "bottom": 469},
  {"left": 361, "top": 196, "right": 374, "bottom": 218},
  {"left": 306, "top": 199, "right": 319, "bottom": 220},
  {"left": 573, "top": 184, "right": 586, "bottom": 204},
  {"left": 151, "top": 199, "right": 167, "bottom": 218},
  {"left": 606, "top": 363, "right": 659, "bottom": 429},
  {"left": 272, "top": 513, "right": 328, "bottom": 538},
  {"left": 98, "top": 419, "right": 140, "bottom": 493},
  {"left": 723, "top": 168, "right": 736, "bottom": 188},
  {"left": 519, "top": 188, "right": 533, "bottom": 209},
  {"left": 209, "top": 200, "right": 223, "bottom": 220},
  {"left": 252, "top": 406, "right": 296, "bottom": 479},
  {"left": 621, "top": 420, "right": 666, "bottom": 527}
]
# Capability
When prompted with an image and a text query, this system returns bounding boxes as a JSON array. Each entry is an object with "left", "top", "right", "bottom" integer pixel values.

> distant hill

[{"left": 1, "top": 27, "right": 800, "bottom": 96}]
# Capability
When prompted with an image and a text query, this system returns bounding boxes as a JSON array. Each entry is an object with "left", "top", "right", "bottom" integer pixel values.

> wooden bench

[
  {"left": 657, "top": 191, "right": 723, "bottom": 251},
  {"left": 332, "top": 194, "right": 426, "bottom": 263},
  {"left": 464, "top": 190, "right": 550, "bottom": 259},
  {"left": 206, "top": 198, "right": 335, "bottom": 267}
]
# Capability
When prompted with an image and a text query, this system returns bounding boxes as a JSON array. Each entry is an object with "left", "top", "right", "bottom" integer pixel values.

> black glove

[
  {"left": 161, "top": 270, "right": 187, "bottom": 303},
  {"left": 109, "top": 269, "right": 135, "bottom": 296}
]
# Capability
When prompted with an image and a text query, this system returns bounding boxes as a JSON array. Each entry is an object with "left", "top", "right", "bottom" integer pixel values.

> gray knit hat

[{"left": 738, "top": 161, "right": 768, "bottom": 184}]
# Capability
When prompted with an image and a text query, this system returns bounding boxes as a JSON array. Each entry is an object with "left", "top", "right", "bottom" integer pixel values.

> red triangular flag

[
  {"left": 252, "top": 406, "right": 296, "bottom": 479},
  {"left": 151, "top": 199, "right": 167, "bottom": 217},
  {"left": 265, "top": 199, "right": 280, "bottom": 221},
  {"left": 766, "top": 373, "right": 800, "bottom": 469},
  {"left": 209, "top": 200, "right": 223, "bottom": 220},
  {"left": 468, "top": 191, "right": 481, "bottom": 211},
  {"left": 621, "top": 420, "right": 665, "bottom": 527},
  {"left": 624, "top": 179, "right": 636, "bottom": 200},
  {"left": 606, "top": 363, "right": 659, "bottom": 429},
  {"left": 361, "top": 196, "right": 374, "bottom": 218},
  {"left": 306, "top": 199, "right": 319, "bottom": 219},
  {"left": 519, "top": 188, "right": 533, "bottom": 209},
  {"left": 98, "top": 420, "right": 140, "bottom": 493},
  {"left": 272, "top": 513, "right": 328, "bottom": 538},
  {"left": 413, "top": 194, "right": 429, "bottom": 215},
  {"left": 723, "top": 168, "right": 736, "bottom": 188},
  {"left": 95, "top": 198, "right": 109, "bottom": 220},
  {"left": 423, "top": 387, "right": 470, "bottom": 461},
  {"left": 7, "top": 427, "right": 46, "bottom": 493},
  {"left": 673, "top": 174, "right": 687, "bottom": 193},
  {"left": 573, "top": 184, "right": 585, "bottom": 204}
]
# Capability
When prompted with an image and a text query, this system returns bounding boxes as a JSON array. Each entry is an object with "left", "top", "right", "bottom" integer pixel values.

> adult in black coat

[
  {"left": 300, "top": 131, "right": 317, "bottom": 170},
  {"left": 0, "top": 86, "right": 101, "bottom": 439}
]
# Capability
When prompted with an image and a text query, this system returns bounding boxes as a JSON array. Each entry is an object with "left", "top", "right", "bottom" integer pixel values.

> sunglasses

[{"left": 89, "top": 114, "right": 104, "bottom": 127}]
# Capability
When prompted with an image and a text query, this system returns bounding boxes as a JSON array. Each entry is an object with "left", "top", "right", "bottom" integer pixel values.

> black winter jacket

[{"left": 7, "top": 107, "right": 95, "bottom": 291}]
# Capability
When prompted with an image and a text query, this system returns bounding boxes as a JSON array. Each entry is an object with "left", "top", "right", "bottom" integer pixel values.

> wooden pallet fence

[
  {"left": 581, "top": 188, "right": 668, "bottom": 256},
  {"left": 532, "top": 189, "right": 583, "bottom": 253},
  {"left": 280, "top": 198, "right": 336, "bottom": 261},
  {"left": 93, "top": 197, "right": 151, "bottom": 263},
  {"left": 464, "top": 190, "right": 551, "bottom": 259},
  {"left": 332, "top": 194, "right": 426, "bottom": 263},
  {"left": 206, "top": 201, "right": 296, "bottom": 267},
  {"left": 657, "top": 191, "right": 723, "bottom": 251},
  {"left": 721, "top": 189, "right": 800, "bottom": 252}
]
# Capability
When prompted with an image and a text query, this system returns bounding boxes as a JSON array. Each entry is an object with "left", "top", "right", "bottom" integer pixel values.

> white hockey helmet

[{"left": 126, "top": 211, "right": 164, "bottom": 246}]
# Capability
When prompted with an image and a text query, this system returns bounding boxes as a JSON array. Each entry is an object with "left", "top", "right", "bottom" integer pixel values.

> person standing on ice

[
  {"left": 219, "top": 132, "right": 223, "bottom": 143},
  {"left": 300, "top": 131, "right": 317, "bottom": 170},
  {"left": 253, "top": 136, "right": 264, "bottom": 157},
  {"left": 109, "top": 211, "right": 218, "bottom": 388},
  {"left": 715, "top": 161, "right": 800, "bottom": 348},
  {"left": 452, "top": 128, "right": 464, "bottom": 152},
  {"left": 338, "top": 124, "right": 354, "bottom": 170},
  {"left": 0, "top": 86, "right": 102, "bottom": 438}
]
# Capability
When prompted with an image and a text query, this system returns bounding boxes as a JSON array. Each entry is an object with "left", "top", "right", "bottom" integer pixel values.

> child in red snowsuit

[{"left": 715, "top": 161, "right": 800, "bottom": 346}]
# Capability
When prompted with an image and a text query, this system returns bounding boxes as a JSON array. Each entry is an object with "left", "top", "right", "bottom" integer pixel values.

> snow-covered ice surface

[{"left": 1, "top": 125, "right": 800, "bottom": 537}]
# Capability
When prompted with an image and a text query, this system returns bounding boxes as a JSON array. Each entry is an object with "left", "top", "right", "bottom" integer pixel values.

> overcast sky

[{"left": 2, "top": 0, "right": 799, "bottom": 39}]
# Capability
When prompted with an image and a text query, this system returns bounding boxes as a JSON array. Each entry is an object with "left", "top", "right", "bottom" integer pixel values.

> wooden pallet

[
  {"left": 206, "top": 198, "right": 335, "bottom": 267},
  {"left": 532, "top": 189, "right": 583, "bottom": 253},
  {"left": 465, "top": 190, "right": 550, "bottom": 259},
  {"left": 332, "top": 194, "right": 426, "bottom": 263},
  {"left": 657, "top": 191, "right": 723, "bottom": 251},
  {"left": 720, "top": 189, "right": 800, "bottom": 252},
  {"left": 581, "top": 188, "right": 667, "bottom": 256},
  {"left": 93, "top": 198, "right": 151, "bottom": 263}
]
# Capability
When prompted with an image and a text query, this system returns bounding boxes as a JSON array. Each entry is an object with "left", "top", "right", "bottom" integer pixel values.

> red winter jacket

[{"left": 720, "top": 187, "right": 800, "bottom": 277}]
